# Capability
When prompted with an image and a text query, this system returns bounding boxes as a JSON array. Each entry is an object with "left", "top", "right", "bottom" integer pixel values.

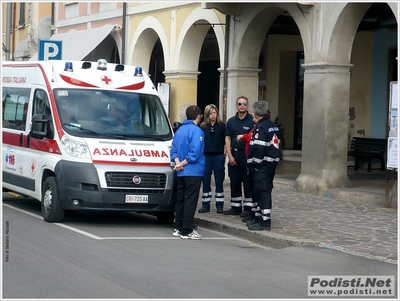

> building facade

[
  {"left": 2, "top": 2, "right": 52, "bottom": 60},
  {"left": 2, "top": 2, "right": 398, "bottom": 197}
]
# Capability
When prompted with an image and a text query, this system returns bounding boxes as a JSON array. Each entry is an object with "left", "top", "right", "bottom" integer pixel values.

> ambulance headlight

[{"left": 61, "top": 135, "right": 91, "bottom": 159}]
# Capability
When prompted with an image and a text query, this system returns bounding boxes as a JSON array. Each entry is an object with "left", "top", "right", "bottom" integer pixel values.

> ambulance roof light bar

[
  {"left": 97, "top": 59, "right": 107, "bottom": 71},
  {"left": 82, "top": 62, "right": 91, "bottom": 69},
  {"left": 64, "top": 62, "right": 73, "bottom": 72},
  {"left": 134, "top": 67, "right": 143, "bottom": 77}
]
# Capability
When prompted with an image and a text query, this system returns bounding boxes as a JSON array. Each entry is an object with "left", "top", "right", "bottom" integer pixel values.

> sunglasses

[
  {"left": 211, "top": 126, "right": 215, "bottom": 134},
  {"left": 237, "top": 102, "right": 248, "bottom": 106}
]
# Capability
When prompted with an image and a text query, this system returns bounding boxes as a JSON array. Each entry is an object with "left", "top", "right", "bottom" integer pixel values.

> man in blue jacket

[{"left": 170, "top": 105, "right": 205, "bottom": 239}]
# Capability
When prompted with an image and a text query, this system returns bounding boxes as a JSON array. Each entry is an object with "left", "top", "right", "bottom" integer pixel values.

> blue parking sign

[{"left": 38, "top": 40, "right": 62, "bottom": 60}]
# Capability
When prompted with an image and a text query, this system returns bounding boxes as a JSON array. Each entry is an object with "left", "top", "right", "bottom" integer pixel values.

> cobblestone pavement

[{"left": 193, "top": 162, "right": 397, "bottom": 264}]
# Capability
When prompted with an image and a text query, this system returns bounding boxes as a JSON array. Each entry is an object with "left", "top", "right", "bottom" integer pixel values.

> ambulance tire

[
  {"left": 41, "top": 177, "right": 65, "bottom": 222},
  {"left": 156, "top": 212, "right": 175, "bottom": 224}
]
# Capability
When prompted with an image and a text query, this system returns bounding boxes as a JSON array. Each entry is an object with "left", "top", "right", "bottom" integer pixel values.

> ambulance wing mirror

[
  {"left": 30, "top": 114, "right": 53, "bottom": 139},
  {"left": 172, "top": 122, "right": 183, "bottom": 133}
]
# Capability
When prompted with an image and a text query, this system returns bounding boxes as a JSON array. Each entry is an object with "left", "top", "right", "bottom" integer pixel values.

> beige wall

[
  {"left": 2, "top": 2, "right": 52, "bottom": 60},
  {"left": 348, "top": 31, "right": 373, "bottom": 142},
  {"left": 263, "top": 34, "right": 303, "bottom": 149},
  {"left": 262, "top": 31, "right": 375, "bottom": 149}
]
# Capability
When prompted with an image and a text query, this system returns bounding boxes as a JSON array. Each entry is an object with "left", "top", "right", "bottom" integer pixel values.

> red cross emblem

[
  {"left": 101, "top": 75, "right": 112, "bottom": 85},
  {"left": 272, "top": 134, "right": 279, "bottom": 148}
]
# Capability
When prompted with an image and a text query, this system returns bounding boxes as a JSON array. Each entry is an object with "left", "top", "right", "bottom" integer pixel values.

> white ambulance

[{"left": 2, "top": 59, "right": 176, "bottom": 223}]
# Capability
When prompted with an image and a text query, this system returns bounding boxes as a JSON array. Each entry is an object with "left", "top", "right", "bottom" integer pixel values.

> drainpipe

[
  {"left": 121, "top": 2, "right": 126, "bottom": 64},
  {"left": 222, "top": 14, "right": 230, "bottom": 122},
  {"left": 11, "top": 2, "right": 16, "bottom": 60},
  {"left": 5, "top": 3, "right": 12, "bottom": 60},
  {"left": 51, "top": 3, "right": 55, "bottom": 36}
]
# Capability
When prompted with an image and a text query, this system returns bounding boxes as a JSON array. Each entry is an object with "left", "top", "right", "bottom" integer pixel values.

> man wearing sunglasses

[{"left": 223, "top": 96, "right": 255, "bottom": 217}]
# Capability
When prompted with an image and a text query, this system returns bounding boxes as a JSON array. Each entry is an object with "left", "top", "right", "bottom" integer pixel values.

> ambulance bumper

[{"left": 55, "top": 160, "right": 176, "bottom": 212}]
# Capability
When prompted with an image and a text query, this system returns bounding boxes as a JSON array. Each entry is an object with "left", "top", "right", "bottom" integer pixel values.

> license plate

[{"left": 125, "top": 195, "right": 148, "bottom": 203}]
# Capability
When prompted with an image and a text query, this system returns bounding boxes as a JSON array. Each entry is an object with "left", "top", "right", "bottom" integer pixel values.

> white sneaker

[
  {"left": 172, "top": 229, "right": 181, "bottom": 237},
  {"left": 180, "top": 229, "right": 202, "bottom": 240}
]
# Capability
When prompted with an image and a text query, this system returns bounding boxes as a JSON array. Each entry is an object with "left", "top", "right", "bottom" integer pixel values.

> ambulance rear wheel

[{"left": 41, "top": 177, "right": 65, "bottom": 222}]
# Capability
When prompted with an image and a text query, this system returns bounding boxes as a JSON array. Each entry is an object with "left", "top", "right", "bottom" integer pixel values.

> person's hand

[
  {"left": 228, "top": 154, "right": 237, "bottom": 166},
  {"left": 173, "top": 162, "right": 184, "bottom": 171},
  {"left": 237, "top": 134, "right": 243, "bottom": 142}
]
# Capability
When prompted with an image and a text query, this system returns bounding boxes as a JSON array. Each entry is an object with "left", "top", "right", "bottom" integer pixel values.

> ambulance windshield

[{"left": 54, "top": 89, "right": 172, "bottom": 140}]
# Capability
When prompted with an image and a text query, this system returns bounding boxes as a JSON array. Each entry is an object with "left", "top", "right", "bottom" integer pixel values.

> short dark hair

[
  {"left": 186, "top": 105, "right": 202, "bottom": 120},
  {"left": 236, "top": 96, "right": 248, "bottom": 105}
]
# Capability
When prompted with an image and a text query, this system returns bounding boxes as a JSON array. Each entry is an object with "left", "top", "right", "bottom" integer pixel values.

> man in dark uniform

[
  {"left": 223, "top": 96, "right": 255, "bottom": 217},
  {"left": 246, "top": 100, "right": 282, "bottom": 230}
]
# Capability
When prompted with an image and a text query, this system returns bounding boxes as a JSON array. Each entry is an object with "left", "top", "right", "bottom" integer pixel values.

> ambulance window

[
  {"left": 32, "top": 89, "right": 54, "bottom": 133},
  {"left": 32, "top": 90, "right": 52, "bottom": 120},
  {"left": 2, "top": 87, "right": 30, "bottom": 131}
]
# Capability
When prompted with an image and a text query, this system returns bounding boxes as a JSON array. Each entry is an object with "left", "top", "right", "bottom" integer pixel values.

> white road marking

[
  {"left": 101, "top": 237, "right": 232, "bottom": 240},
  {"left": 3, "top": 203, "right": 234, "bottom": 241},
  {"left": 3, "top": 203, "right": 103, "bottom": 239}
]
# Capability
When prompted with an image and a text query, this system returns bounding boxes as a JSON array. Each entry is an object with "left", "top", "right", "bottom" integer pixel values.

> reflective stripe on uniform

[{"left": 247, "top": 156, "right": 280, "bottom": 164}]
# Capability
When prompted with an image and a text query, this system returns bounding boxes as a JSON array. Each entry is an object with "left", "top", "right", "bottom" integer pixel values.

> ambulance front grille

[{"left": 105, "top": 172, "right": 167, "bottom": 189}]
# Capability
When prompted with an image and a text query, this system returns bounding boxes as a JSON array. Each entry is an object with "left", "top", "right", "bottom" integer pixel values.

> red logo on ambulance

[{"left": 101, "top": 75, "right": 113, "bottom": 85}]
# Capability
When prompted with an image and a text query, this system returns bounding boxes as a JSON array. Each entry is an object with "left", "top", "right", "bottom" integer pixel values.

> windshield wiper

[
  {"left": 63, "top": 123, "right": 168, "bottom": 140},
  {"left": 63, "top": 123, "right": 131, "bottom": 139},
  {"left": 139, "top": 135, "right": 165, "bottom": 141},
  {"left": 63, "top": 123, "right": 101, "bottom": 136}
]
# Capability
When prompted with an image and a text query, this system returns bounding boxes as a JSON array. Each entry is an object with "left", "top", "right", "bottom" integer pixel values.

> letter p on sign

[{"left": 38, "top": 40, "right": 62, "bottom": 60}]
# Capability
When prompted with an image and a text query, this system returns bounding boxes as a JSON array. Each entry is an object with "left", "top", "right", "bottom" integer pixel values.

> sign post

[
  {"left": 385, "top": 81, "right": 398, "bottom": 207},
  {"left": 38, "top": 40, "right": 62, "bottom": 61}
]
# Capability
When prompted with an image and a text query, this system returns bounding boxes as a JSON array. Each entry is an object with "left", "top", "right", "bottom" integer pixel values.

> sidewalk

[{"left": 194, "top": 161, "right": 398, "bottom": 264}]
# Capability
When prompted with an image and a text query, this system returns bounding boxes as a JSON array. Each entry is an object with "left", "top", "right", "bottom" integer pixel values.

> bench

[{"left": 347, "top": 137, "right": 387, "bottom": 172}]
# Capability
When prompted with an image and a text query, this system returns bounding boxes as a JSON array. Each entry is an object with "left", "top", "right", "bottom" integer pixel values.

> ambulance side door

[
  {"left": 2, "top": 86, "right": 34, "bottom": 196},
  {"left": 28, "top": 88, "right": 56, "bottom": 198}
]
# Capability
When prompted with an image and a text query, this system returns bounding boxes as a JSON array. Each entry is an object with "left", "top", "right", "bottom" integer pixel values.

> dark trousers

[
  {"left": 228, "top": 150, "right": 252, "bottom": 210},
  {"left": 202, "top": 153, "right": 225, "bottom": 208},
  {"left": 174, "top": 176, "right": 202, "bottom": 235},
  {"left": 250, "top": 163, "right": 277, "bottom": 226}
]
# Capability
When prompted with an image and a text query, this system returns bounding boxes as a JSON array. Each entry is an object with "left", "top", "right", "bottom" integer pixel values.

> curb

[{"left": 194, "top": 216, "right": 318, "bottom": 249}]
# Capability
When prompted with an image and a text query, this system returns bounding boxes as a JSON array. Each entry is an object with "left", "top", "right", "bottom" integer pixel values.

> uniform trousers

[
  {"left": 202, "top": 153, "right": 225, "bottom": 209},
  {"left": 174, "top": 176, "right": 202, "bottom": 235},
  {"left": 228, "top": 149, "right": 252, "bottom": 211},
  {"left": 249, "top": 162, "right": 278, "bottom": 226}
]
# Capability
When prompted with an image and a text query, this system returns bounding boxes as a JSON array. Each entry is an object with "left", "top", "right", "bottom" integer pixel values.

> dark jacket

[{"left": 247, "top": 117, "right": 282, "bottom": 166}]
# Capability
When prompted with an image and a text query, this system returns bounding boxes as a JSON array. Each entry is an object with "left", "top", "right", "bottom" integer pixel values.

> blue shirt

[{"left": 170, "top": 119, "right": 205, "bottom": 177}]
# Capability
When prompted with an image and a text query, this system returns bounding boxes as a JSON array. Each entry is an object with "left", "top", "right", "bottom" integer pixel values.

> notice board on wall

[
  {"left": 387, "top": 81, "right": 398, "bottom": 170},
  {"left": 157, "top": 82, "right": 171, "bottom": 117}
]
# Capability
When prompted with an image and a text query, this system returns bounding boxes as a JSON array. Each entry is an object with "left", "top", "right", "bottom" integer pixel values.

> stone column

[
  {"left": 295, "top": 62, "right": 352, "bottom": 195},
  {"left": 226, "top": 67, "right": 261, "bottom": 118},
  {"left": 164, "top": 70, "right": 200, "bottom": 124}
]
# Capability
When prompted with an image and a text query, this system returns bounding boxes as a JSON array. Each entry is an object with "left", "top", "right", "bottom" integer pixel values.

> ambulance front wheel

[{"left": 42, "top": 177, "right": 65, "bottom": 222}]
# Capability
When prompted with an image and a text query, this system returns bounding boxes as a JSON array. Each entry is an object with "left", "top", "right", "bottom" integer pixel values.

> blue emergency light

[
  {"left": 134, "top": 67, "right": 143, "bottom": 77},
  {"left": 64, "top": 62, "right": 73, "bottom": 71}
]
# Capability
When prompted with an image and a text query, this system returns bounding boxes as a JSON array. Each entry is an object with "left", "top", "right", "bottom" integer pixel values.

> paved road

[{"left": 2, "top": 195, "right": 397, "bottom": 299}]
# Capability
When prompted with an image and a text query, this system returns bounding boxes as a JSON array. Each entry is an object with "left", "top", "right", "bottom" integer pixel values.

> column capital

[
  {"left": 163, "top": 70, "right": 200, "bottom": 80},
  {"left": 302, "top": 62, "right": 354, "bottom": 74},
  {"left": 226, "top": 67, "right": 261, "bottom": 77}
]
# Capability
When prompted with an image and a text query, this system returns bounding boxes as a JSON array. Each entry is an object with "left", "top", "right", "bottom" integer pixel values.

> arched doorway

[{"left": 197, "top": 26, "right": 221, "bottom": 115}]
